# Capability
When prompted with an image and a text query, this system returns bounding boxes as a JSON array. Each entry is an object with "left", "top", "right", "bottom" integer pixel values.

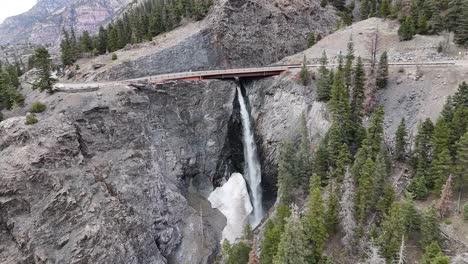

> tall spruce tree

[
  {"left": 355, "top": 158, "right": 375, "bottom": 224},
  {"left": 378, "top": 202, "right": 405, "bottom": 262},
  {"left": 317, "top": 51, "right": 331, "bottom": 101},
  {"left": 296, "top": 114, "right": 312, "bottom": 186},
  {"left": 395, "top": 118, "right": 408, "bottom": 161},
  {"left": 350, "top": 56, "right": 366, "bottom": 125},
  {"left": 421, "top": 242, "right": 449, "bottom": 264},
  {"left": 344, "top": 38, "right": 355, "bottom": 91},
  {"left": 376, "top": 51, "right": 389, "bottom": 89},
  {"left": 455, "top": 132, "right": 468, "bottom": 193},
  {"left": 420, "top": 207, "right": 441, "bottom": 248},
  {"left": 380, "top": 0, "right": 390, "bottom": 18},
  {"left": 33, "top": 47, "right": 55, "bottom": 93},
  {"left": 303, "top": 174, "right": 327, "bottom": 262},
  {"left": 278, "top": 141, "right": 297, "bottom": 204},
  {"left": 274, "top": 208, "right": 310, "bottom": 264},
  {"left": 260, "top": 205, "right": 291, "bottom": 264}
]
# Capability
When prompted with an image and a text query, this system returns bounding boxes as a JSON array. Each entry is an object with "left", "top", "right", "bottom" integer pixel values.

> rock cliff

[
  {"left": 0, "top": 80, "right": 242, "bottom": 263},
  {"left": 0, "top": 0, "right": 136, "bottom": 45}
]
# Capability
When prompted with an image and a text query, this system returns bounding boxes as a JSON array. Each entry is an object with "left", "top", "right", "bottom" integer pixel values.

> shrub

[
  {"left": 464, "top": 203, "right": 468, "bottom": 221},
  {"left": 443, "top": 219, "right": 452, "bottom": 225},
  {"left": 29, "top": 101, "right": 46, "bottom": 113},
  {"left": 75, "top": 64, "right": 80, "bottom": 70},
  {"left": 25, "top": 113, "right": 38, "bottom": 125},
  {"left": 112, "top": 53, "right": 118, "bottom": 60},
  {"left": 0, "top": 112, "right": 3, "bottom": 122}
]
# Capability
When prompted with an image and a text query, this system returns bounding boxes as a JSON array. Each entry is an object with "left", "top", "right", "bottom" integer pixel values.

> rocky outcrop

[
  {"left": 87, "top": 0, "right": 337, "bottom": 81},
  {"left": 0, "top": 80, "right": 240, "bottom": 263},
  {"left": 243, "top": 72, "right": 331, "bottom": 198},
  {"left": 0, "top": 0, "right": 137, "bottom": 45}
]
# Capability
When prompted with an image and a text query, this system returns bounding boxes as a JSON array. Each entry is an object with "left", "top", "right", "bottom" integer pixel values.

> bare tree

[
  {"left": 364, "top": 27, "right": 380, "bottom": 113},
  {"left": 397, "top": 235, "right": 406, "bottom": 264},
  {"left": 360, "top": 242, "right": 386, "bottom": 264},
  {"left": 436, "top": 174, "right": 453, "bottom": 217},
  {"left": 339, "top": 167, "right": 356, "bottom": 252}
]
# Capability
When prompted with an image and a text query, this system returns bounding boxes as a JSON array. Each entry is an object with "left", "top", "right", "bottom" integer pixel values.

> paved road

[{"left": 55, "top": 60, "right": 466, "bottom": 90}]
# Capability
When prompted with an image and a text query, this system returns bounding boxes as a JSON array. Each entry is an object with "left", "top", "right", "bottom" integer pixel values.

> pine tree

[
  {"left": 303, "top": 174, "right": 327, "bottom": 262},
  {"left": 355, "top": 158, "right": 375, "bottom": 224},
  {"left": 260, "top": 205, "right": 291, "bottom": 264},
  {"left": 308, "top": 33, "right": 316, "bottom": 48},
  {"left": 436, "top": 174, "right": 453, "bottom": 217},
  {"left": 97, "top": 26, "right": 108, "bottom": 55},
  {"left": 33, "top": 47, "right": 55, "bottom": 93},
  {"left": 350, "top": 56, "right": 366, "bottom": 124},
  {"left": 296, "top": 114, "right": 312, "bottom": 186},
  {"left": 395, "top": 118, "right": 408, "bottom": 161},
  {"left": 79, "top": 30, "right": 94, "bottom": 53},
  {"left": 408, "top": 175, "right": 429, "bottom": 200},
  {"left": 313, "top": 139, "right": 330, "bottom": 182},
  {"left": 361, "top": 0, "right": 370, "bottom": 20},
  {"left": 453, "top": 0, "right": 468, "bottom": 45},
  {"left": 398, "top": 16, "right": 416, "bottom": 41},
  {"left": 367, "top": 106, "right": 385, "bottom": 157},
  {"left": 317, "top": 51, "right": 331, "bottom": 101},
  {"left": 421, "top": 242, "right": 449, "bottom": 264},
  {"left": 278, "top": 141, "right": 297, "bottom": 204},
  {"left": 430, "top": 148, "right": 451, "bottom": 193},
  {"left": 378, "top": 202, "right": 405, "bottom": 262},
  {"left": 274, "top": 208, "right": 310, "bottom": 264},
  {"left": 455, "top": 132, "right": 468, "bottom": 193},
  {"left": 401, "top": 192, "right": 421, "bottom": 232},
  {"left": 344, "top": 38, "right": 355, "bottom": 91},
  {"left": 376, "top": 184, "right": 396, "bottom": 218},
  {"left": 420, "top": 207, "right": 440, "bottom": 248},
  {"left": 299, "top": 56, "right": 310, "bottom": 86},
  {"left": 60, "top": 30, "right": 74, "bottom": 66},
  {"left": 380, "top": 0, "right": 390, "bottom": 18},
  {"left": 414, "top": 118, "right": 435, "bottom": 189},
  {"left": 376, "top": 51, "right": 389, "bottom": 89},
  {"left": 373, "top": 151, "right": 389, "bottom": 209},
  {"left": 325, "top": 182, "right": 339, "bottom": 233},
  {"left": 330, "top": 143, "right": 351, "bottom": 183},
  {"left": 108, "top": 25, "right": 120, "bottom": 52}
]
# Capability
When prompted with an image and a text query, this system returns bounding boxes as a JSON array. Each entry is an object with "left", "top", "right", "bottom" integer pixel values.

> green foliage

[
  {"left": 421, "top": 242, "right": 449, "bottom": 264},
  {"left": 344, "top": 39, "right": 355, "bottom": 90},
  {"left": 32, "top": 47, "right": 56, "bottom": 93},
  {"left": 430, "top": 148, "right": 451, "bottom": 194},
  {"left": 360, "top": 0, "right": 369, "bottom": 19},
  {"left": 317, "top": 51, "right": 331, "bottom": 101},
  {"left": 242, "top": 224, "right": 253, "bottom": 240},
  {"left": 380, "top": 0, "right": 390, "bottom": 18},
  {"left": 320, "top": 0, "right": 327, "bottom": 8},
  {"left": 313, "top": 139, "right": 330, "bottom": 182},
  {"left": 398, "top": 16, "right": 416, "bottom": 41},
  {"left": 225, "top": 241, "right": 251, "bottom": 264},
  {"left": 0, "top": 64, "right": 24, "bottom": 111},
  {"left": 354, "top": 158, "right": 375, "bottom": 223},
  {"left": 299, "top": 56, "right": 310, "bottom": 86},
  {"left": 408, "top": 175, "right": 429, "bottom": 200},
  {"left": 303, "top": 174, "right": 327, "bottom": 262},
  {"left": 395, "top": 118, "right": 408, "bottom": 161},
  {"left": 420, "top": 207, "right": 441, "bottom": 248},
  {"left": 260, "top": 205, "right": 291, "bottom": 264},
  {"left": 29, "top": 101, "right": 46, "bottom": 113},
  {"left": 325, "top": 182, "right": 339, "bottom": 233},
  {"left": 456, "top": 132, "right": 468, "bottom": 191},
  {"left": 376, "top": 51, "right": 389, "bottom": 89},
  {"left": 307, "top": 33, "right": 316, "bottom": 48},
  {"left": 377, "top": 202, "right": 405, "bottom": 262},
  {"left": 401, "top": 192, "right": 421, "bottom": 232},
  {"left": 274, "top": 210, "right": 310, "bottom": 264},
  {"left": 25, "top": 113, "right": 38, "bottom": 125},
  {"left": 277, "top": 140, "right": 296, "bottom": 204},
  {"left": 350, "top": 56, "right": 366, "bottom": 125},
  {"left": 112, "top": 53, "right": 118, "bottom": 61},
  {"left": 296, "top": 114, "right": 313, "bottom": 185}
]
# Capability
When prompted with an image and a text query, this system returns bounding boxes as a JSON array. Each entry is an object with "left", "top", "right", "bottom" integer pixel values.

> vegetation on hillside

[
  {"left": 60, "top": 0, "right": 213, "bottom": 67},
  {"left": 0, "top": 62, "right": 24, "bottom": 119}
]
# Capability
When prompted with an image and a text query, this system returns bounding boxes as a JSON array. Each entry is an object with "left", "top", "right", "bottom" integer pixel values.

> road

[{"left": 54, "top": 60, "right": 467, "bottom": 91}]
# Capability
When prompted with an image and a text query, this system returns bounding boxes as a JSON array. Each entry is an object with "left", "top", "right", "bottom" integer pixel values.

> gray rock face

[
  {"left": 0, "top": 80, "right": 238, "bottom": 263},
  {"left": 0, "top": 0, "right": 136, "bottom": 45},
  {"left": 243, "top": 71, "right": 331, "bottom": 198},
  {"left": 93, "top": 0, "right": 337, "bottom": 80}
]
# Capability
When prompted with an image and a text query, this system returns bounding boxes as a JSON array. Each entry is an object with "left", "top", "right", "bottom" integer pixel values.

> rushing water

[{"left": 236, "top": 86, "right": 264, "bottom": 227}]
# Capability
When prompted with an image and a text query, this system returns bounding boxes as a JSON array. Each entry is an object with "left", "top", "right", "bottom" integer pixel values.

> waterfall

[{"left": 236, "top": 86, "right": 264, "bottom": 227}]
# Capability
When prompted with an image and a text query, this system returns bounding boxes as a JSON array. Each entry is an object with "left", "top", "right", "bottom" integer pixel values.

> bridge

[{"left": 54, "top": 60, "right": 462, "bottom": 91}]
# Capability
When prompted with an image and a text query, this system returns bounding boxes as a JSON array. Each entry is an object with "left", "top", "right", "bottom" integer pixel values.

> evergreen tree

[
  {"left": 355, "top": 158, "right": 375, "bottom": 223},
  {"left": 308, "top": 33, "right": 316, "bottom": 48},
  {"left": 317, "top": 51, "right": 331, "bottom": 101},
  {"left": 366, "top": 106, "right": 385, "bottom": 157},
  {"left": 296, "top": 114, "right": 312, "bottom": 186},
  {"left": 108, "top": 25, "right": 120, "bottom": 52},
  {"left": 313, "top": 139, "right": 330, "bottom": 183},
  {"left": 260, "top": 205, "right": 291, "bottom": 264},
  {"left": 380, "top": 0, "right": 390, "bottom": 18},
  {"left": 398, "top": 16, "right": 416, "bottom": 41},
  {"left": 376, "top": 51, "right": 389, "bottom": 89},
  {"left": 33, "top": 47, "right": 55, "bottom": 93},
  {"left": 303, "top": 174, "right": 327, "bottom": 262},
  {"left": 376, "top": 184, "right": 396, "bottom": 218},
  {"left": 361, "top": 0, "right": 370, "bottom": 19},
  {"left": 350, "top": 56, "right": 366, "bottom": 125},
  {"left": 420, "top": 207, "right": 441, "bottom": 248},
  {"left": 453, "top": 0, "right": 468, "bottom": 45},
  {"left": 325, "top": 182, "right": 339, "bottom": 233},
  {"left": 226, "top": 242, "right": 251, "bottom": 264},
  {"left": 274, "top": 209, "right": 310, "bottom": 264},
  {"left": 278, "top": 141, "right": 297, "bottom": 204},
  {"left": 414, "top": 118, "right": 435, "bottom": 189},
  {"left": 97, "top": 26, "right": 108, "bottom": 55},
  {"left": 408, "top": 175, "right": 429, "bottom": 200},
  {"left": 455, "top": 132, "right": 468, "bottom": 193},
  {"left": 373, "top": 151, "right": 389, "bottom": 209},
  {"left": 299, "top": 56, "right": 310, "bottom": 86},
  {"left": 377, "top": 202, "right": 405, "bottom": 262},
  {"left": 430, "top": 148, "right": 451, "bottom": 193},
  {"left": 395, "top": 118, "right": 408, "bottom": 161},
  {"left": 421, "top": 242, "right": 449, "bottom": 264},
  {"left": 401, "top": 192, "right": 421, "bottom": 232},
  {"left": 344, "top": 38, "right": 355, "bottom": 91},
  {"left": 60, "top": 30, "right": 74, "bottom": 66},
  {"left": 330, "top": 143, "right": 351, "bottom": 183},
  {"left": 79, "top": 30, "right": 94, "bottom": 53}
]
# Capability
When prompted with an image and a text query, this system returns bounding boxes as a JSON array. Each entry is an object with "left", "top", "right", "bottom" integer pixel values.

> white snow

[{"left": 208, "top": 173, "right": 253, "bottom": 243}]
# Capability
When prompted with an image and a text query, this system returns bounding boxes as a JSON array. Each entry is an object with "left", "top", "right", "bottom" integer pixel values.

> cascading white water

[{"left": 236, "top": 86, "right": 264, "bottom": 227}]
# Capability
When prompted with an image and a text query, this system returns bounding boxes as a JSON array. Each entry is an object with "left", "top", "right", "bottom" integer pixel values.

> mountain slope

[{"left": 0, "top": 0, "right": 137, "bottom": 45}]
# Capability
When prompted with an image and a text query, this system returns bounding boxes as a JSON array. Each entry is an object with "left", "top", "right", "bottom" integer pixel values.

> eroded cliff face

[
  {"left": 0, "top": 0, "right": 136, "bottom": 45},
  {"left": 0, "top": 80, "right": 241, "bottom": 264},
  {"left": 88, "top": 0, "right": 337, "bottom": 81}
]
